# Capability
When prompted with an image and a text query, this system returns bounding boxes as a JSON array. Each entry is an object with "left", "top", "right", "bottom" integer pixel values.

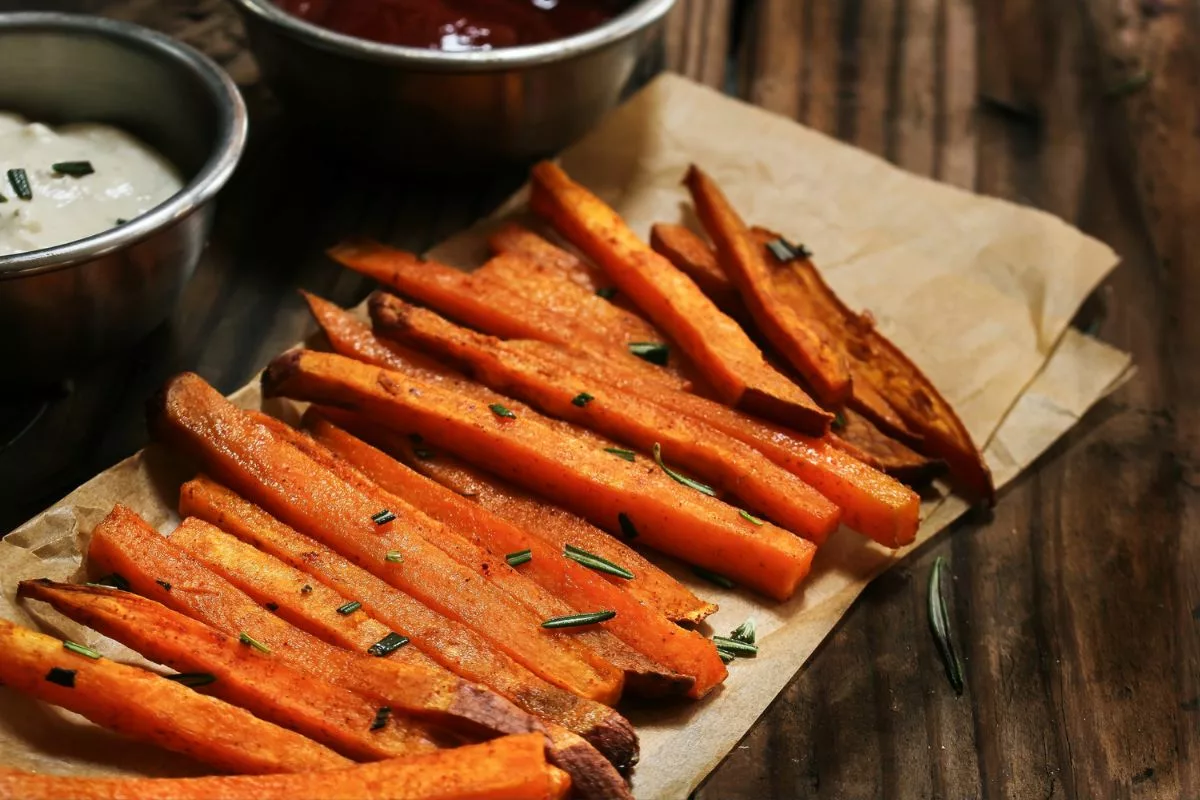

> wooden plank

[{"left": 663, "top": 0, "right": 733, "bottom": 90}]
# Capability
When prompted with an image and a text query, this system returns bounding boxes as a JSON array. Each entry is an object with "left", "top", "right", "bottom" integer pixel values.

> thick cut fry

[
  {"left": 175, "top": 473, "right": 639, "bottom": 775},
  {"left": 18, "top": 580, "right": 438, "bottom": 761},
  {"left": 830, "top": 409, "right": 943, "bottom": 483},
  {"left": 0, "top": 734, "right": 567, "bottom": 800},
  {"left": 263, "top": 350, "right": 816, "bottom": 600},
  {"left": 686, "top": 166, "right": 853, "bottom": 405},
  {"left": 86, "top": 503, "right": 546, "bottom": 744},
  {"left": 521, "top": 341, "right": 920, "bottom": 547},
  {"left": 151, "top": 373, "right": 623, "bottom": 705},
  {"left": 371, "top": 293, "right": 841, "bottom": 544},
  {"left": 0, "top": 606, "right": 348, "bottom": 775},
  {"left": 487, "top": 221, "right": 604, "bottom": 291},
  {"left": 311, "top": 406, "right": 716, "bottom": 624},
  {"left": 529, "top": 161, "right": 832, "bottom": 434},
  {"left": 305, "top": 411, "right": 726, "bottom": 699},
  {"left": 649, "top": 223, "right": 741, "bottom": 312}
]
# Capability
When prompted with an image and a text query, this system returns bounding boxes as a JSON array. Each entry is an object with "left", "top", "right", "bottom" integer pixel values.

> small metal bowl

[
  {"left": 230, "top": 0, "right": 674, "bottom": 168},
  {"left": 0, "top": 13, "right": 247, "bottom": 384}
]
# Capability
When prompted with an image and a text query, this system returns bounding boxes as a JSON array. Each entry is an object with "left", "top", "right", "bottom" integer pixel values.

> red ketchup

[{"left": 275, "top": 0, "right": 632, "bottom": 50}]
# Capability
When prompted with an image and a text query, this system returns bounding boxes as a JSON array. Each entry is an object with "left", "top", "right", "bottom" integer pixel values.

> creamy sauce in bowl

[{"left": 0, "top": 113, "right": 183, "bottom": 257}]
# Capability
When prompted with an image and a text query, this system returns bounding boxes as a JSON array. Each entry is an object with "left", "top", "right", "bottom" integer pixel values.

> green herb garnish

[
  {"left": 155, "top": 580, "right": 172, "bottom": 592},
  {"left": 505, "top": 549, "right": 532, "bottom": 567},
  {"left": 238, "top": 632, "right": 271, "bottom": 654},
  {"left": 832, "top": 411, "right": 847, "bottom": 430},
  {"left": 489, "top": 403, "right": 517, "bottom": 419},
  {"left": 653, "top": 443, "right": 716, "bottom": 497},
  {"left": 51, "top": 161, "right": 94, "bottom": 177},
  {"left": 64, "top": 641, "right": 101, "bottom": 659},
  {"left": 166, "top": 672, "right": 216, "bottom": 687},
  {"left": 605, "top": 447, "right": 635, "bottom": 462},
  {"left": 617, "top": 512, "right": 638, "bottom": 539},
  {"left": 628, "top": 342, "right": 669, "bottom": 366},
  {"left": 0, "top": 193, "right": 7, "bottom": 203},
  {"left": 368, "top": 632, "right": 409, "bottom": 657},
  {"left": 115, "top": 217, "right": 127, "bottom": 225},
  {"left": 541, "top": 610, "right": 617, "bottom": 629},
  {"left": 371, "top": 509, "right": 397, "bottom": 525},
  {"left": 301, "top": 584, "right": 313, "bottom": 594},
  {"left": 692, "top": 566, "right": 734, "bottom": 588},
  {"left": 385, "top": 550, "right": 404, "bottom": 563},
  {"left": 45, "top": 667, "right": 76, "bottom": 687},
  {"left": 739, "top": 509, "right": 764, "bottom": 525},
  {"left": 712, "top": 635, "right": 758, "bottom": 657},
  {"left": 595, "top": 287, "right": 618, "bottom": 299},
  {"left": 572, "top": 393, "right": 594, "bottom": 407},
  {"left": 563, "top": 544, "right": 633, "bottom": 579},
  {"left": 729, "top": 618, "right": 756, "bottom": 645},
  {"left": 717, "top": 648, "right": 736, "bottom": 664},
  {"left": 371, "top": 706, "right": 391, "bottom": 731},
  {"left": 765, "top": 237, "right": 813, "bottom": 262},
  {"left": 7, "top": 168, "right": 31, "bottom": 200},
  {"left": 928, "top": 556, "right": 964, "bottom": 695},
  {"left": 337, "top": 601, "right": 362, "bottom": 615}
]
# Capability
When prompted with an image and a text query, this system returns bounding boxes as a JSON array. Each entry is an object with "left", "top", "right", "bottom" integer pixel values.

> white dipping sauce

[{"left": 0, "top": 113, "right": 183, "bottom": 256}]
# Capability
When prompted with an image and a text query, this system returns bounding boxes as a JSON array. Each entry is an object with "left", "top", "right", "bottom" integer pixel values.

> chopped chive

[
  {"left": 572, "top": 392, "right": 594, "bottom": 407},
  {"left": 64, "top": 641, "right": 101, "bottom": 659},
  {"left": 45, "top": 667, "right": 76, "bottom": 688},
  {"left": 413, "top": 447, "right": 435, "bottom": 459},
  {"left": 832, "top": 411, "right": 847, "bottom": 430},
  {"left": 7, "top": 168, "right": 31, "bottom": 200},
  {"left": 505, "top": 549, "right": 532, "bottom": 567},
  {"left": 604, "top": 447, "right": 635, "bottom": 462},
  {"left": 155, "top": 579, "right": 172, "bottom": 592},
  {"left": 617, "top": 512, "right": 639, "bottom": 539},
  {"left": 115, "top": 217, "right": 128, "bottom": 225},
  {"left": 385, "top": 550, "right": 404, "bottom": 563},
  {"left": 300, "top": 584, "right": 313, "bottom": 594},
  {"left": 692, "top": 566, "right": 735, "bottom": 589},
  {"left": 265, "top": 602, "right": 279, "bottom": 612},
  {"left": 628, "top": 341, "right": 669, "bottom": 366},
  {"left": 595, "top": 287, "right": 618, "bottom": 299},
  {"left": 765, "top": 237, "right": 813, "bottom": 262},
  {"left": 929, "top": 557, "right": 964, "bottom": 695},
  {"left": 489, "top": 403, "right": 517, "bottom": 419},
  {"left": 717, "top": 648, "right": 736, "bottom": 664},
  {"left": 88, "top": 573, "right": 129, "bottom": 591},
  {"left": 371, "top": 509, "right": 397, "bottom": 525},
  {"left": 739, "top": 509, "right": 764, "bottom": 525},
  {"left": 51, "top": 160, "right": 95, "bottom": 177},
  {"left": 166, "top": 672, "right": 217, "bottom": 687},
  {"left": 238, "top": 632, "right": 271, "bottom": 654},
  {"left": 541, "top": 610, "right": 617, "bottom": 629},
  {"left": 653, "top": 443, "right": 717, "bottom": 497},
  {"left": 371, "top": 706, "right": 391, "bottom": 731},
  {"left": 337, "top": 600, "right": 363, "bottom": 615},
  {"left": 563, "top": 544, "right": 633, "bottom": 580},
  {"left": 368, "top": 632, "right": 410, "bottom": 657},
  {"left": 712, "top": 635, "right": 758, "bottom": 657},
  {"left": 729, "top": 618, "right": 757, "bottom": 645}
]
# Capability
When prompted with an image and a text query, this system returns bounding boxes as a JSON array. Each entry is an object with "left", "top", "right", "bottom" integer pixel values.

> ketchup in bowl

[{"left": 274, "top": 0, "right": 633, "bottom": 51}]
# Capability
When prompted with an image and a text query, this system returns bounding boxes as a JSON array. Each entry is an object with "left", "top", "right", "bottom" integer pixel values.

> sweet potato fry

[
  {"left": 310, "top": 406, "right": 716, "bottom": 625},
  {"left": 487, "top": 221, "right": 604, "bottom": 291},
  {"left": 0, "top": 610, "right": 348, "bottom": 775},
  {"left": 529, "top": 161, "right": 832, "bottom": 434},
  {"left": 151, "top": 373, "right": 624, "bottom": 705},
  {"left": 18, "top": 579, "right": 439, "bottom": 761},
  {"left": 305, "top": 411, "right": 727, "bottom": 699},
  {"left": 176, "top": 477, "right": 638, "bottom": 780},
  {"left": 0, "top": 734, "right": 567, "bottom": 800},
  {"left": 371, "top": 293, "right": 840, "bottom": 544},
  {"left": 649, "top": 223, "right": 740, "bottom": 312},
  {"left": 830, "top": 409, "right": 944, "bottom": 484},
  {"left": 86, "top": 504, "right": 544, "bottom": 744},
  {"left": 263, "top": 350, "right": 816, "bottom": 600}
]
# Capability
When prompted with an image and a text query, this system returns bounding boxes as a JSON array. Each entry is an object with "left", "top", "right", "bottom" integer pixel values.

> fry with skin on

[
  {"left": 17, "top": 579, "right": 440, "bottom": 761},
  {"left": 649, "top": 223, "right": 741, "bottom": 313},
  {"left": 0, "top": 607, "right": 349, "bottom": 775},
  {"left": 0, "top": 734, "right": 569, "bottom": 800},
  {"left": 529, "top": 160, "right": 832, "bottom": 434},
  {"left": 263, "top": 349, "right": 816, "bottom": 601},
  {"left": 830, "top": 408, "right": 943, "bottom": 484}
]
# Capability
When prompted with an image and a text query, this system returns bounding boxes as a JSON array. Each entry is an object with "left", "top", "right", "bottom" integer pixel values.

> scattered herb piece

[
  {"left": 717, "top": 648, "right": 736, "bottom": 664},
  {"left": 166, "top": 672, "right": 216, "bottom": 687},
  {"left": 832, "top": 411, "right": 847, "bottom": 430},
  {"left": 337, "top": 600, "right": 363, "bottom": 615},
  {"left": 371, "top": 706, "right": 391, "bottom": 731},
  {"left": 45, "top": 667, "right": 76, "bottom": 688},
  {"left": 413, "top": 447, "right": 436, "bottom": 459},
  {"left": 385, "top": 550, "right": 404, "bottom": 563},
  {"left": 617, "top": 512, "right": 639, "bottom": 539},
  {"left": 489, "top": 403, "right": 517, "bottom": 419},
  {"left": 115, "top": 217, "right": 127, "bottom": 225},
  {"left": 155, "top": 579, "right": 172, "bottom": 592},
  {"left": 7, "top": 168, "right": 31, "bottom": 200},
  {"left": 692, "top": 566, "right": 735, "bottom": 588},
  {"left": 730, "top": 618, "right": 756, "bottom": 645},
  {"left": 712, "top": 635, "right": 758, "bottom": 657},
  {"left": 371, "top": 509, "right": 397, "bottom": 525},
  {"left": 595, "top": 287, "right": 618, "bottom": 299},
  {"left": 51, "top": 161, "right": 95, "bottom": 177},
  {"left": 505, "top": 549, "right": 532, "bottom": 567},
  {"left": 88, "top": 573, "right": 129, "bottom": 591},
  {"left": 928, "top": 556, "right": 964, "bottom": 695},
  {"left": 368, "top": 632, "right": 409, "bottom": 657},
  {"left": 765, "top": 237, "right": 813, "bottom": 262},
  {"left": 739, "top": 509, "right": 764, "bottom": 525},
  {"left": 541, "top": 610, "right": 617, "bottom": 629},
  {"left": 300, "top": 584, "right": 313, "bottom": 594},
  {"left": 572, "top": 392, "right": 594, "bottom": 407},
  {"left": 563, "top": 544, "right": 633, "bottom": 580},
  {"left": 628, "top": 341, "right": 669, "bottom": 366},
  {"left": 0, "top": 193, "right": 7, "bottom": 203},
  {"left": 64, "top": 641, "right": 101, "bottom": 660},
  {"left": 604, "top": 447, "right": 635, "bottom": 462},
  {"left": 238, "top": 632, "right": 271, "bottom": 654},
  {"left": 653, "top": 443, "right": 717, "bottom": 497},
  {"left": 265, "top": 602, "right": 279, "bottom": 612}
]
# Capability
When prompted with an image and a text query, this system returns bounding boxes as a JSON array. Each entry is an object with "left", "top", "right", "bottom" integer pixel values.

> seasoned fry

[
  {"left": 830, "top": 409, "right": 943, "bottom": 484},
  {"left": 370, "top": 293, "right": 841, "bottom": 544},
  {"left": 305, "top": 411, "right": 727, "bottom": 699},
  {"left": 0, "top": 607, "right": 348, "bottom": 775},
  {"left": 263, "top": 350, "right": 816, "bottom": 600},
  {"left": 151, "top": 373, "right": 624, "bottom": 705},
  {"left": 309, "top": 406, "right": 716, "bottom": 624},
  {"left": 686, "top": 166, "right": 852, "bottom": 405},
  {"left": 649, "top": 223, "right": 741, "bottom": 312},
  {"left": 487, "top": 221, "right": 603, "bottom": 291},
  {"left": 176, "top": 474, "right": 639, "bottom": 773},
  {"left": 18, "top": 579, "right": 440, "bottom": 761},
  {"left": 529, "top": 161, "right": 832, "bottom": 434},
  {"left": 0, "top": 734, "right": 568, "bottom": 800}
]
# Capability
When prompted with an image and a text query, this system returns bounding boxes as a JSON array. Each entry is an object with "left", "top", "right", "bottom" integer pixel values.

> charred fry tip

[{"left": 261, "top": 350, "right": 305, "bottom": 398}]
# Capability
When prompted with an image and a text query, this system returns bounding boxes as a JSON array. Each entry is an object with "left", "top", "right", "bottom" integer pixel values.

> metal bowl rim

[
  {"left": 228, "top": 0, "right": 676, "bottom": 71},
  {"left": 0, "top": 12, "right": 248, "bottom": 279}
]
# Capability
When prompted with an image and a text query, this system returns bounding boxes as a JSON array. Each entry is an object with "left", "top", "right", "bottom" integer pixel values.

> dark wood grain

[{"left": 2, "top": 0, "right": 1197, "bottom": 797}]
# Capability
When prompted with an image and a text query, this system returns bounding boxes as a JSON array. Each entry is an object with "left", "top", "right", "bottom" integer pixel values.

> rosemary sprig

[
  {"left": 628, "top": 341, "right": 669, "bottom": 366},
  {"left": 572, "top": 392, "right": 594, "bottom": 407},
  {"left": 604, "top": 447, "right": 635, "bottom": 462},
  {"left": 729, "top": 618, "right": 756, "bottom": 645},
  {"left": 505, "top": 549, "right": 532, "bottom": 567},
  {"left": 371, "top": 509, "right": 397, "bottom": 525},
  {"left": 653, "top": 443, "right": 716, "bottom": 497},
  {"left": 712, "top": 635, "right": 758, "bottom": 657},
  {"left": 238, "top": 632, "right": 271, "bottom": 654},
  {"left": 541, "top": 610, "right": 616, "bottom": 629},
  {"left": 928, "top": 556, "right": 964, "bottom": 695},
  {"left": 368, "top": 632, "right": 409, "bottom": 657},
  {"left": 166, "top": 672, "right": 216, "bottom": 687},
  {"left": 739, "top": 509, "right": 764, "bottom": 525},
  {"left": 64, "top": 641, "right": 101, "bottom": 659},
  {"left": 765, "top": 237, "right": 813, "bottom": 262},
  {"left": 337, "top": 600, "right": 363, "bottom": 615},
  {"left": 489, "top": 403, "right": 517, "bottom": 419},
  {"left": 691, "top": 566, "right": 735, "bottom": 589},
  {"left": 385, "top": 550, "right": 404, "bottom": 563},
  {"left": 563, "top": 544, "right": 633, "bottom": 580}
]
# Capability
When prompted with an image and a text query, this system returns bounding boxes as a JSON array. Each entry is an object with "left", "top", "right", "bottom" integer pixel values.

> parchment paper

[{"left": 0, "top": 74, "right": 1132, "bottom": 798}]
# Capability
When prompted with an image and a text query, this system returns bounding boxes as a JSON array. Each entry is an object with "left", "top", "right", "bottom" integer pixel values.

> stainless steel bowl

[
  {"left": 230, "top": 0, "right": 674, "bottom": 167},
  {"left": 0, "top": 13, "right": 247, "bottom": 383}
]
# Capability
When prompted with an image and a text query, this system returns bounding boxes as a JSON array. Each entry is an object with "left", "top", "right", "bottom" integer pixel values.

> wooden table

[{"left": 5, "top": 1, "right": 1197, "bottom": 797}]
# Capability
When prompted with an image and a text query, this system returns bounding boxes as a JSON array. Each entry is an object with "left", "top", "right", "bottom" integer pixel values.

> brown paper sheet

[{"left": 0, "top": 74, "right": 1130, "bottom": 797}]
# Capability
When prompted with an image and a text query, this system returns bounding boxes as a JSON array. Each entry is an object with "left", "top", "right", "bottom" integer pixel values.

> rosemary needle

[{"left": 928, "top": 556, "right": 964, "bottom": 695}]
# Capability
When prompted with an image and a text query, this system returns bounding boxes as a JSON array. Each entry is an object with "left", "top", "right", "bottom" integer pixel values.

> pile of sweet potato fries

[{"left": 1, "top": 164, "right": 991, "bottom": 799}]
